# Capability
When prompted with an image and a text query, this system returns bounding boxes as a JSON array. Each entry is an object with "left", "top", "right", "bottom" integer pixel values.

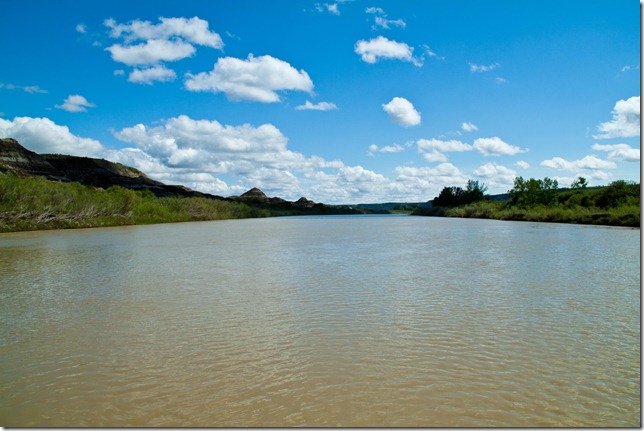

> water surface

[{"left": 0, "top": 216, "right": 640, "bottom": 426}]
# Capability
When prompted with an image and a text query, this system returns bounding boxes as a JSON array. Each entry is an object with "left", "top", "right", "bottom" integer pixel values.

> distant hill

[
  {"left": 0, "top": 138, "right": 218, "bottom": 199},
  {"left": 0, "top": 138, "right": 365, "bottom": 215}
]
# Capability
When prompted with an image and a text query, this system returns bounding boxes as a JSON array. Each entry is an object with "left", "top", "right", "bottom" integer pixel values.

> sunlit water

[{"left": 0, "top": 215, "right": 640, "bottom": 427}]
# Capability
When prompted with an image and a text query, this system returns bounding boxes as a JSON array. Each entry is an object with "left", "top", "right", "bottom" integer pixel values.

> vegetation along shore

[
  {"left": 0, "top": 138, "right": 366, "bottom": 232},
  {"left": 0, "top": 138, "right": 639, "bottom": 232},
  {"left": 412, "top": 178, "right": 640, "bottom": 228}
]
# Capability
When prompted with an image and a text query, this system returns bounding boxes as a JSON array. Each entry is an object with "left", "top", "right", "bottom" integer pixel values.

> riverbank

[
  {"left": 0, "top": 175, "right": 361, "bottom": 232},
  {"left": 412, "top": 198, "right": 640, "bottom": 228}
]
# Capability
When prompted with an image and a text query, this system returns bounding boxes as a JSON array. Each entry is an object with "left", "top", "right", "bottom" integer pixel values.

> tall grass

[
  {"left": 418, "top": 199, "right": 640, "bottom": 227},
  {"left": 0, "top": 174, "right": 263, "bottom": 232}
]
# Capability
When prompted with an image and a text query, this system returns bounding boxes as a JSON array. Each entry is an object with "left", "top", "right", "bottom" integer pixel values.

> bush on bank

[
  {"left": 413, "top": 178, "right": 640, "bottom": 228},
  {"left": 0, "top": 174, "right": 264, "bottom": 232}
]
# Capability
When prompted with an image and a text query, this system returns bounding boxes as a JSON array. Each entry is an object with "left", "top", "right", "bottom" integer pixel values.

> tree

[
  {"left": 432, "top": 186, "right": 463, "bottom": 207},
  {"left": 464, "top": 179, "right": 487, "bottom": 202},
  {"left": 432, "top": 180, "right": 487, "bottom": 207},
  {"left": 570, "top": 176, "right": 588, "bottom": 189},
  {"left": 509, "top": 176, "right": 559, "bottom": 207}
]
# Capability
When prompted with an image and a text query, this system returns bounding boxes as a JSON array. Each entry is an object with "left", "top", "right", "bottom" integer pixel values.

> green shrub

[{"left": 0, "top": 174, "right": 263, "bottom": 232}]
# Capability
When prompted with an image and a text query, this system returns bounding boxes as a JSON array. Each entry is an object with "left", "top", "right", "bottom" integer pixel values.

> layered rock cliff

[{"left": 0, "top": 138, "right": 355, "bottom": 214}]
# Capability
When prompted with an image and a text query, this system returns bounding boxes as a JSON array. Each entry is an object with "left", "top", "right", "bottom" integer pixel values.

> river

[{"left": 0, "top": 215, "right": 640, "bottom": 426}]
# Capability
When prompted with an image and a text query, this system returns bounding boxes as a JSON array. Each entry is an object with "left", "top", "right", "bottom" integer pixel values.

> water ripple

[{"left": 0, "top": 217, "right": 640, "bottom": 427}]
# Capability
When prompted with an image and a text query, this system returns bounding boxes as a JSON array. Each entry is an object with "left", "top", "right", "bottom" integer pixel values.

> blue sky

[{"left": 0, "top": 0, "right": 640, "bottom": 203}]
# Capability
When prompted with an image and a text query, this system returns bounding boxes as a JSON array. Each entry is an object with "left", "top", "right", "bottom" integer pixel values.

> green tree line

[{"left": 413, "top": 176, "right": 640, "bottom": 227}]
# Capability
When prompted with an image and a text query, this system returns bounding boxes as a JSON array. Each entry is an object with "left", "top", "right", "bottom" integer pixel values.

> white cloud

[
  {"left": 0, "top": 82, "right": 47, "bottom": 94},
  {"left": 106, "top": 39, "right": 196, "bottom": 66},
  {"left": 591, "top": 143, "right": 640, "bottom": 162},
  {"left": 105, "top": 16, "right": 223, "bottom": 49},
  {"left": 103, "top": 16, "right": 223, "bottom": 84},
  {"left": 128, "top": 64, "right": 177, "bottom": 84},
  {"left": 0, "top": 116, "right": 104, "bottom": 156},
  {"left": 184, "top": 54, "right": 314, "bottom": 103},
  {"left": 314, "top": 3, "right": 341, "bottom": 15},
  {"left": 338, "top": 165, "right": 387, "bottom": 185},
  {"left": 373, "top": 16, "right": 406, "bottom": 29},
  {"left": 326, "top": 3, "right": 340, "bottom": 15},
  {"left": 621, "top": 65, "right": 639, "bottom": 73},
  {"left": 516, "top": 160, "right": 530, "bottom": 169},
  {"left": 422, "top": 150, "right": 449, "bottom": 163},
  {"left": 113, "top": 69, "right": 125, "bottom": 76},
  {"left": 365, "top": 6, "right": 405, "bottom": 30},
  {"left": 421, "top": 45, "right": 444, "bottom": 61},
  {"left": 469, "top": 62, "right": 501, "bottom": 73},
  {"left": 594, "top": 96, "right": 640, "bottom": 139},
  {"left": 461, "top": 121, "right": 478, "bottom": 132},
  {"left": 110, "top": 115, "right": 347, "bottom": 199},
  {"left": 540, "top": 155, "right": 617, "bottom": 171},
  {"left": 382, "top": 97, "right": 421, "bottom": 127},
  {"left": 55, "top": 94, "right": 96, "bottom": 112},
  {"left": 473, "top": 137, "right": 524, "bottom": 156},
  {"left": 115, "top": 115, "right": 289, "bottom": 161},
  {"left": 296, "top": 101, "right": 338, "bottom": 111},
  {"left": 365, "top": 6, "right": 385, "bottom": 14},
  {"left": 355, "top": 36, "right": 421, "bottom": 66},
  {"left": 369, "top": 144, "right": 404, "bottom": 155},
  {"left": 379, "top": 144, "right": 404, "bottom": 153},
  {"left": 473, "top": 163, "right": 517, "bottom": 188},
  {"left": 495, "top": 77, "right": 508, "bottom": 84},
  {"left": 418, "top": 138, "right": 472, "bottom": 153},
  {"left": 394, "top": 163, "right": 469, "bottom": 199}
]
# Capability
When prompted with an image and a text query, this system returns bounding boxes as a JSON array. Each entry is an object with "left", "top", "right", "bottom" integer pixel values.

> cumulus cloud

[
  {"left": 417, "top": 138, "right": 472, "bottom": 153},
  {"left": 0, "top": 116, "right": 104, "bottom": 156},
  {"left": 540, "top": 155, "right": 617, "bottom": 171},
  {"left": 368, "top": 143, "right": 404, "bottom": 155},
  {"left": 382, "top": 97, "right": 421, "bottom": 127},
  {"left": 105, "top": 16, "right": 223, "bottom": 49},
  {"left": 106, "top": 39, "right": 196, "bottom": 66},
  {"left": 110, "top": 115, "right": 350, "bottom": 199},
  {"left": 75, "top": 23, "right": 87, "bottom": 33},
  {"left": 422, "top": 150, "right": 448, "bottom": 163},
  {"left": 128, "top": 64, "right": 177, "bottom": 84},
  {"left": 355, "top": 36, "right": 421, "bottom": 66},
  {"left": 115, "top": 115, "right": 289, "bottom": 162},
  {"left": 473, "top": 137, "right": 524, "bottom": 156},
  {"left": 104, "top": 16, "right": 222, "bottom": 84},
  {"left": 296, "top": 101, "right": 338, "bottom": 111},
  {"left": 394, "top": 163, "right": 469, "bottom": 198},
  {"left": 184, "top": 54, "right": 314, "bottom": 102},
  {"left": 55, "top": 94, "right": 96, "bottom": 112},
  {"left": 473, "top": 163, "right": 517, "bottom": 188},
  {"left": 461, "top": 121, "right": 478, "bottom": 132},
  {"left": 516, "top": 160, "right": 530, "bottom": 169},
  {"left": 594, "top": 96, "right": 640, "bottom": 139},
  {"left": 591, "top": 143, "right": 640, "bottom": 162}
]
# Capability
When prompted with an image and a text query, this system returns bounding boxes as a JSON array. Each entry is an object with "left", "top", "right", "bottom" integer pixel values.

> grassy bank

[
  {"left": 418, "top": 200, "right": 640, "bottom": 227},
  {"left": 413, "top": 179, "right": 640, "bottom": 228},
  {"left": 0, "top": 175, "right": 266, "bottom": 232}
]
